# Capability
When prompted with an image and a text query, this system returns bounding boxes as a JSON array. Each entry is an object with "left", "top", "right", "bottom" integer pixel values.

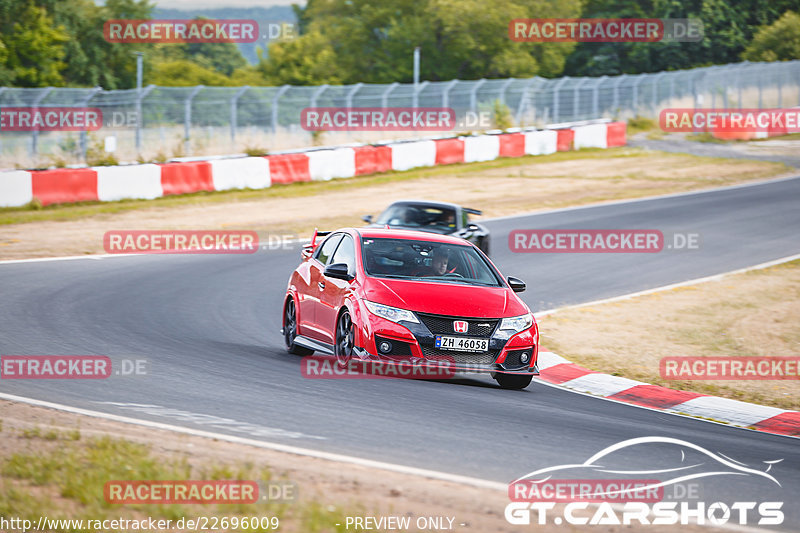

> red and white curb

[{"left": 536, "top": 350, "right": 800, "bottom": 437}]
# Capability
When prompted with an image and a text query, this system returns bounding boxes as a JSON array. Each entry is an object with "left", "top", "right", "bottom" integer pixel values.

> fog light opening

[
  {"left": 379, "top": 341, "right": 392, "bottom": 354},
  {"left": 520, "top": 351, "right": 530, "bottom": 364}
]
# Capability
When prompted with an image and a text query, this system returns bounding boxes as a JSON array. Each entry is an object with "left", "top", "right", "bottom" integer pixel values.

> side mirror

[
  {"left": 301, "top": 244, "right": 313, "bottom": 261},
  {"left": 324, "top": 262, "right": 354, "bottom": 281},
  {"left": 466, "top": 223, "right": 480, "bottom": 231},
  {"left": 362, "top": 215, "right": 373, "bottom": 224},
  {"left": 507, "top": 276, "right": 526, "bottom": 293}
]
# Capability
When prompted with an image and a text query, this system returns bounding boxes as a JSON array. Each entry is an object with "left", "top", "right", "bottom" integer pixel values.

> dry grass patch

[{"left": 541, "top": 261, "right": 800, "bottom": 410}]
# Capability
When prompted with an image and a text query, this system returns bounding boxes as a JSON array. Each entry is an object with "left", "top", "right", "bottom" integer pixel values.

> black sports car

[{"left": 362, "top": 200, "right": 491, "bottom": 255}]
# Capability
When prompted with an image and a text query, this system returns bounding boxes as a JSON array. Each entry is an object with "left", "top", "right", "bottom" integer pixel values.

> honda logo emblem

[{"left": 453, "top": 320, "right": 468, "bottom": 333}]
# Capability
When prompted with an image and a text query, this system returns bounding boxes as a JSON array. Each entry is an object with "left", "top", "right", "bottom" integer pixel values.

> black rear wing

[
  {"left": 463, "top": 207, "right": 483, "bottom": 216},
  {"left": 301, "top": 229, "right": 331, "bottom": 260}
]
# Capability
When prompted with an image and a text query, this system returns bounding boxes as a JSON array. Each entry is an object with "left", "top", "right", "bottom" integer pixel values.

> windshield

[
  {"left": 376, "top": 205, "right": 457, "bottom": 231},
  {"left": 361, "top": 237, "right": 501, "bottom": 287}
]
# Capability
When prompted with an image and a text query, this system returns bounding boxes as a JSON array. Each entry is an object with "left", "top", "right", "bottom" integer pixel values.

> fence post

[
  {"left": 184, "top": 85, "right": 203, "bottom": 156},
  {"left": 611, "top": 75, "right": 626, "bottom": 116},
  {"left": 30, "top": 87, "right": 53, "bottom": 157},
  {"left": 271, "top": 85, "right": 290, "bottom": 135},
  {"left": 500, "top": 78, "right": 515, "bottom": 107},
  {"left": 515, "top": 77, "right": 542, "bottom": 126},
  {"left": 652, "top": 72, "right": 665, "bottom": 114},
  {"left": 230, "top": 86, "right": 249, "bottom": 143},
  {"left": 593, "top": 76, "right": 607, "bottom": 118},
  {"left": 381, "top": 82, "right": 399, "bottom": 108},
  {"left": 632, "top": 76, "right": 644, "bottom": 115},
  {"left": 309, "top": 84, "right": 329, "bottom": 108},
  {"left": 135, "top": 84, "right": 155, "bottom": 152},
  {"left": 470, "top": 79, "right": 487, "bottom": 113},
  {"left": 442, "top": 79, "right": 458, "bottom": 109},
  {"left": 412, "top": 81, "right": 428, "bottom": 109},
  {"left": 552, "top": 77, "right": 569, "bottom": 123},
  {"left": 572, "top": 78, "right": 588, "bottom": 121},
  {"left": 79, "top": 87, "right": 101, "bottom": 162},
  {"left": 346, "top": 82, "right": 364, "bottom": 108}
]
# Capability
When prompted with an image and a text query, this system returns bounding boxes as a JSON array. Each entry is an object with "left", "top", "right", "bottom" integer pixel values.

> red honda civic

[{"left": 282, "top": 228, "right": 539, "bottom": 389}]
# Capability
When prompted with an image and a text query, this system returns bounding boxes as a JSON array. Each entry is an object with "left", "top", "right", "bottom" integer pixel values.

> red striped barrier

[
  {"left": 434, "top": 138, "right": 465, "bottom": 165},
  {"left": 556, "top": 129, "right": 575, "bottom": 151},
  {"left": 32, "top": 168, "right": 98, "bottom": 206},
  {"left": 606, "top": 121, "right": 627, "bottom": 147},
  {"left": 498, "top": 133, "right": 525, "bottom": 158},
  {"left": 160, "top": 161, "right": 213, "bottom": 196},
  {"left": 268, "top": 153, "right": 310, "bottom": 184},
  {"left": 2, "top": 123, "right": 626, "bottom": 207},
  {"left": 354, "top": 146, "right": 393, "bottom": 175}
]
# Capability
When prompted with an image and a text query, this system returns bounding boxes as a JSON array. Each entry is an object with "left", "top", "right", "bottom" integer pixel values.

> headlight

[
  {"left": 364, "top": 300, "right": 419, "bottom": 324},
  {"left": 494, "top": 313, "right": 533, "bottom": 340}
]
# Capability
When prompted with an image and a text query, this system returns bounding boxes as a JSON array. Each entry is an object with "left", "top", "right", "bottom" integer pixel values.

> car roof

[
  {"left": 354, "top": 227, "right": 471, "bottom": 245},
  {"left": 385, "top": 200, "right": 461, "bottom": 211}
]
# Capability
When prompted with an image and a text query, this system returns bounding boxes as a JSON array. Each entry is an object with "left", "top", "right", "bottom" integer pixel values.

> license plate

[{"left": 435, "top": 335, "right": 489, "bottom": 352}]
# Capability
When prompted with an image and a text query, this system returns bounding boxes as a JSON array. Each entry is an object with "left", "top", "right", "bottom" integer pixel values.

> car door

[
  {"left": 302, "top": 233, "right": 343, "bottom": 341},
  {"left": 317, "top": 234, "right": 357, "bottom": 345}
]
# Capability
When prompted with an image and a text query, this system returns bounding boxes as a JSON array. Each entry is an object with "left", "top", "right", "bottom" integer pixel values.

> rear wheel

[
  {"left": 335, "top": 310, "right": 355, "bottom": 367},
  {"left": 284, "top": 298, "right": 313, "bottom": 355},
  {"left": 495, "top": 373, "right": 533, "bottom": 390}
]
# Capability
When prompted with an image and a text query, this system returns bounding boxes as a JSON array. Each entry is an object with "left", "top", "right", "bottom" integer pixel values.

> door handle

[{"left": 318, "top": 281, "right": 325, "bottom": 290}]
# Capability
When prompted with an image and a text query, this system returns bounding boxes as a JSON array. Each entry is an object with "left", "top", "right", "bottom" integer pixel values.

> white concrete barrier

[
  {"left": 308, "top": 148, "right": 356, "bottom": 181},
  {"left": 524, "top": 130, "right": 558, "bottom": 155},
  {"left": 210, "top": 157, "right": 271, "bottom": 191},
  {"left": 0, "top": 170, "right": 33, "bottom": 207},
  {"left": 463, "top": 135, "right": 500, "bottom": 162},
  {"left": 96, "top": 164, "right": 162, "bottom": 202},
  {"left": 573, "top": 123, "right": 608, "bottom": 149},
  {"left": 390, "top": 140, "right": 437, "bottom": 171}
]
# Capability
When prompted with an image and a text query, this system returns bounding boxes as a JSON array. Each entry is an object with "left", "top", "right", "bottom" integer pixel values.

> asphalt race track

[{"left": 1, "top": 176, "right": 799, "bottom": 529}]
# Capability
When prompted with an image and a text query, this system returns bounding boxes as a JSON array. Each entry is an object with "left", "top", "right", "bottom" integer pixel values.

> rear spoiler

[
  {"left": 302, "top": 229, "right": 331, "bottom": 260},
  {"left": 463, "top": 207, "right": 483, "bottom": 216}
]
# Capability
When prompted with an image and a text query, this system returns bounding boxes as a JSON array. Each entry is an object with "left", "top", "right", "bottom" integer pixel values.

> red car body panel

[{"left": 284, "top": 228, "right": 539, "bottom": 376}]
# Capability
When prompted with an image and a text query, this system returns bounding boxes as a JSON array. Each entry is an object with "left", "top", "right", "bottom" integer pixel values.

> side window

[
  {"left": 330, "top": 235, "right": 356, "bottom": 274},
  {"left": 314, "top": 234, "right": 343, "bottom": 265}
]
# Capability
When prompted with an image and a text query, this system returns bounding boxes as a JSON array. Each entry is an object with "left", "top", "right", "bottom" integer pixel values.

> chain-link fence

[{"left": 1, "top": 60, "right": 798, "bottom": 169}]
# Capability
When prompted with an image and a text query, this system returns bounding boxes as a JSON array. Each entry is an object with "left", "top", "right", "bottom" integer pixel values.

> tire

[
  {"left": 335, "top": 310, "right": 355, "bottom": 368},
  {"left": 284, "top": 298, "right": 313, "bottom": 355},
  {"left": 495, "top": 373, "right": 533, "bottom": 390}
]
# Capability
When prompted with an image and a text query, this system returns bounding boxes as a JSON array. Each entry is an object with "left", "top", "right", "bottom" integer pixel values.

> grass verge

[{"left": 540, "top": 260, "right": 800, "bottom": 410}]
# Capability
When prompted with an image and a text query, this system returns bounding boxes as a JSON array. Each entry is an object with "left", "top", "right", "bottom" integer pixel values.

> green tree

[
  {"left": 147, "top": 59, "right": 234, "bottom": 86},
  {"left": 0, "top": 0, "right": 68, "bottom": 86},
  {"left": 743, "top": 10, "right": 800, "bottom": 62},
  {"left": 261, "top": 0, "right": 580, "bottom": 85}
]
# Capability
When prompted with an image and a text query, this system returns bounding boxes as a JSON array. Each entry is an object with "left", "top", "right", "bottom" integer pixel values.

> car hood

[{"left": 363, "top": 277, "right": 528, "bottom": 318}]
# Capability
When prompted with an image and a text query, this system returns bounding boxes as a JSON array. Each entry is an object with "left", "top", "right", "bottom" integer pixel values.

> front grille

[
  {"left": 420, "top": 344, "right": 498, "bottom": 365},
  {"left": 417, "top": 313, "right": 499, "bottom": 337}
]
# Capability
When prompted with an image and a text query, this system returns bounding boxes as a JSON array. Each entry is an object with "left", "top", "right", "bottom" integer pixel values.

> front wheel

[
  {"left": 495, "top": 373, "right": 532, "bottom": 390},
  {"left": 284, "top": 298, "right": 313, "bottom": 355},
  {"left": 335, "top": 310, "right": 355, "bottom": 367}
]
